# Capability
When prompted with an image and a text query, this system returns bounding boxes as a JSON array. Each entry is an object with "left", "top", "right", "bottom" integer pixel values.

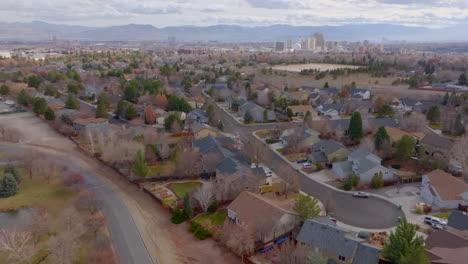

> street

[{"left": 214, "top": 103, "right": 404, "bottom": 229}]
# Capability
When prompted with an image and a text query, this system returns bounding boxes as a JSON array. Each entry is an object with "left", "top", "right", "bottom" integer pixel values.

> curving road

[
  {"left": 0, "top": 143, "right": 154, "bottom": 264},
  {"left": 214, "top": 103, "right": 404, "bottom": 229}
]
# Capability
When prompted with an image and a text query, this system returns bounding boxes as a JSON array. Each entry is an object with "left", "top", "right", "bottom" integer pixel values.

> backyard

[
  {"left": 168, "top": 181, "right": 202, "bottom": 198},
  {"left": 193, "top": 210, "right": 228, "bottom": 237}
]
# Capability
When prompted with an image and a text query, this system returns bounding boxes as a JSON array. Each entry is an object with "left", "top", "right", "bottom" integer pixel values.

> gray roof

[
  {"left": 216, "top": 157, "right": 238, "bottom": 174},
  {"left": 371, "top": 118, "right": 399, "bottom": 128},
  {"left": 333, "top": 160, "right": 353, "bottom": 175},
  {"left": 322, "top": 87, "right": 340, "bottom": 95},
  {"left": 447, "top": 211, "right": 468, "bottom": 231},
  {"left": 188, "top": 109, "right": 207, "bottom": 119},
  {"left": 348, "top": 149, "right": 383, "bottom": 175},
  {"left": 296, "top": 218, "right": 362, "bottom": 258},
  {"left": 312, "top": 139, "right": 346, "bottom": 155},
  {"left": 310, "top": 151, "right": 329, "bottom": 163},
  {"left": 400, "top": 97, "right": 420, "bottom": 107},
  {"left": 350, "top": 88, "right": 369, "bottom": 99},
  {"left": 352, "top": 243, "right": 381, "bottom": 264},
  {"left": 192, "top": 135, "right": 230, "bottom": 157},
  {"left": 421, "top": 131, "right": 457, "bottom": 149},
  {"left": 319, "top": 104, "right": 343, "bottom": 113}
]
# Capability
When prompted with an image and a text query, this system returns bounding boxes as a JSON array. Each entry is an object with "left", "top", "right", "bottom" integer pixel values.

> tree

[
  {"left": 0, "top": 228, "right": 33, "bottom": 263},
  {"left": 125, "top": 104, "right": 138, "bottom": 120},
  {"left": 17, "top": 89, "right": 32, "bottom": 106},
  {"left": 0, "top": 84, "right": 10, "bottom": 95},
  {"left": 115, "top": 100, "right": 128, "bottom": 116},
  {"left": 84, "top": 215, "right": 106, "bottom": 235},
  {"left": 376, "top": 104, "right": 395, "bottom": 117},
  {"left": 293, "top": 194, "right": 321, "bottom": 222},
  {"left": 65, "top": 94, "right": 80, "bottom": 109},
  {"left": 76, "top": 191, "right": 102, "bottom": 215},
  {"left": 95, "top": 102, "right": 108, "bottom": 119},
  {"left": 287, "top": 108, "right": 294, "bottom": 119},
  {"left": 27, "top": 74, "right": 42, "bottom": 88},
  {"left": 442, "top": 92, "right": 449, "bottom": 105},
  {"left": 167, "top": 95, "right": 192, "bottom": 112},
  {"left": 395, "top": 135, "right": 416, "bottom": 160},
  {"left": 231, "top": 99, "right": 240, "bottom": 111},
  {"left": 348, "top": 112, "right": 363, "bottom": 139},
  {"left": 458, "top": 73, "right": 467, "bottom": 86},
  {"left": 44, "top": 107, "right": 56, "bottom": 120},
  {"left": 171, "top": 206, "right": 187, "bottom": 224},
  {"left": 32, "top": 97, "right": 47, "bottom": 115},
  {"left": 304, "top": 110, "right": 312, "bottom": 121},
  {"left": 374, "top": 126, "right": 390, "bottom": 150},
  {"left": 154, "top": 94, "right": 168, "bottom": 109},
  {"left": 183, "top": 193, "right": 193, "bottom": 218},
  {"left": 193, "top": 183, "right": 214, "bottom": 213},
  {"left": 371, "top": 171, "right": 384, "bottom": 188},
  {"left": 344, "top": 173, "right": 359, "bottom": 190},
  {"left": 244, "top": 110, "right": 253, "bottom": 123},
  {"left": 323, "top": 82, "right": 329, "bottom": 89},
  {"left": 452, "top": 113, "right": 465, "bottom": 136},
  {"left": 62, "top": 173, "right": 85, "bottom": 188},
  {"left": 452, "top": 135, "right": 468, "bottom": 182},
  {"left": 164, "top": 113, "right": 182, "bottom": 132},
  {"left": 4, "top": 164, "right": 21, "bottom": 184},
  {"left": 123, "top": 84, "right": 138, "bottom": 102},
  {"left": 132, "top": 150, "right": 149, "bottom": 178},
  {"left": 96, "top": 93, "right": 110, "bottom": 109},
  {"left": 67, "top": 82, "right": 83, "bottom": 94},
  {"left": 144, "top": 106, "right": 156, "bottom": 124},
  {"left": 426, "top": 106, "right": 440, "bottom": 123},
  {"left": 0, "top": 173, "right": 19, "bottom": 198},
  {"left": 382, "top": 217, "right": 428, "bottom": 264},
  {"left": 217, "top": 120, "right": 224, "bottom": 131}
]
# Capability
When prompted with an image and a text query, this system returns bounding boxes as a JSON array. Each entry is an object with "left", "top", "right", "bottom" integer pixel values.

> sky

[{"left": 0, "top": 0, "right": 467, "bottom": 28}]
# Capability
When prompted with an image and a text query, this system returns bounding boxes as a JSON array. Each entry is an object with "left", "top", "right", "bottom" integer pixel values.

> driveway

[{"left": 213, "top": 101, "right": 404, "bottom": 229}]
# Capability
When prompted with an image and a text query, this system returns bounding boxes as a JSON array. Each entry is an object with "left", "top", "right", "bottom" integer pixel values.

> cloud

[{"left": 245, "top": 0, "right": 290, "bottom": 9}]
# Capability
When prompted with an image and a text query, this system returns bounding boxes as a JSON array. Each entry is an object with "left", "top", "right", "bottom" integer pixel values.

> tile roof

[{"left": 425, "top": 169, "right": 468, "bottom": 201}]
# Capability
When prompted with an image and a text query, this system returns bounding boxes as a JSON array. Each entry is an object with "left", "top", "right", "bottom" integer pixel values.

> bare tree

[
  {"left": 101, "top": 140, "right": 144, "bottom": 170},
  {"left": 243, "top": 138, "right": 266, "bottom": 167},
  {"left": 58, "top": 207, "right": 83, "bottom": 234},
  {"left": 84, "top": 215, "right": 106, "bottom": 235},
  {"left": 28, "top": 209, "right": 49, "bottom": 245},
  {"left": 48, "top": 232, "right": 78, "bottom": 264},
  {"left": 308, "top": 120, "right": 331, "bottom": 137},
  {"left": 284, "top": 128, "right": 306, "bottom": 154},
  {"left": 76, "top": 190, "right": 103, "bottom": 215},
  {"left": 0, "top": 228, "right": 33, "bottom": 263},
  {"left": 176, "top": 148, "right": 201, "bottom": 177},
  {"left": 276, "top": 164, "right": 300, "bottom": 198},
  {"left": 193, "top": 183, "right": 214, "bottom": 213},
  {"left": 268, "top": 239, "right": 308, "bottom": 264},
  {"left": 220, "top": 221, "right": 254, "bottom": 257},
  {"left": 399, "top": 113, "right": 427, "bottom": 133}
]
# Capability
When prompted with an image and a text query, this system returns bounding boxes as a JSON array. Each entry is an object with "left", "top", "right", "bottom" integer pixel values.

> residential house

[
  {"left": 308, "top": 92, "right": 321, "bottom": 105},
  {"left": 300, "top": 86, "right": 320, "bottom": 93},
  {"left": 350, "top": 88, "right": 371, "bottom": 100},
  {"left": 187, "top": 109, "right": 209, "bottom": 124},
  {"left": 385, "top": 126, "right": 425, "bottom": 143},
  {"left": 321, "top": 87, "right": 340, "bottom": 97},
  {"left": 421, "top": 131, "right": 457, "bottom": 160},
  {"left": 227, "top": 191, "right": 299, "bottom": 243},
  {"left": 309, "top": 139, "right": 350, "bottom": 164},
  {"left": 421, "top": 169, "right": 468, "bottom": 209},
  {"left": 287, "top": 91, "right": 309, "bottom": 102},
  {"left": 447, "top": 211, "right": 468, "bottom": 239},
  {"left": 216, "top": 155, "right": 266, "bottom": 194},
  {"left": 345, "top": 100, "right": 373, "bottom": 115},
  {"left": 425, "top": 229, "right": 468, "bottom": 264},
  {"left": 281, "top": 127, "right": 321, "bottom": 147},
  {"left": 316, "top": 104, "right": 344, "bottom": 118},
  {"left": 332, "top": 148, "right": 395, "bottom": 183},
  {"left": 191, "top": 123, "right": 218, "bottom": 139},
  {"left": 393, "top": 97, "right": 421, "bottom": 112},
  {"left": 288, "top": 105, "right": 316, "bottom": 118},
  {"left": 239, "top": 101, "right": 276, "bottom": 122},
  {"left": 296, "top": 217, "right": 381, "bottom": 264},
  {"left": 72, "top": 118, "right": 108, "bottom": 132}
]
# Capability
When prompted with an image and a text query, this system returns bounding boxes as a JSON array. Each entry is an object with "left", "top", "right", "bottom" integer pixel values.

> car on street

[
  {"left": 263, "top": 168, "right": 273, "bottom": 177},
  {"left": 296, "top": 158, "right": 308, "bottom": 164},
  {"left": 302, "top": 162, "right": 312, "bottom": 169},
  {"left": 352, "top": 192, "right": 369, "bottom": 198}
]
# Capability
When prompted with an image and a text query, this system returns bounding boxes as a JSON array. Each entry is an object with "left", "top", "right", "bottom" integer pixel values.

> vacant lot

[{"left": 272, "top": 63, "right": 361, "bottom": 72}]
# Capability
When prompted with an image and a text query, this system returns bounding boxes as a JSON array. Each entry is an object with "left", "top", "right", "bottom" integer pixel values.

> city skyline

[{"left": 0, "top": 0, "right": 467, "bottom": 28}]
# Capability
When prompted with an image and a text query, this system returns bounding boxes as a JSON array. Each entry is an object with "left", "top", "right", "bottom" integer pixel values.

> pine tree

[
  {"left": 125, "top": 104, "right": 138, "bottom": 120},
  {"left": 0, "top": 174, "right": 19, "bottom": 198},
  {"left": 95, "top": 102, "right": 108, "bottom": 119},
  {"left": 323, "top": 82, "right": 329, "bottom": 89},
  {"left": 287, "top": 108, "right": 294, "bottom": 119},
  {"left": 217, "top": 120, "right": 224, "bottom": 131},
  {"left": 382, "top": 217, "right": 428, "bottom": 264},
  {"left": 348, "top": 112, "right": 363, "bottom": 139},
  {"left": 244, "top": 110, "right": 253, "bottom": 123},
  {"left": 374, "top": 126, "right": 390, "bottom": 150},
  {"left": 458, "top": 73, "right": 467, "bottom": 86},
  {"left": 17, "top": 89, "right": 32, "bottom": 106},
  {"left": 44, "top": 107, "right": 56, "bottom": 121},
  {"left": 65, "top": 94, "right": 80, "bottom": 109},
  {"left": 4, "top": 164, "right": 21, "bottom": 184},
  {"left": 32, "top": 97, "right": 47, "bottom": 115},
  {"left": 442, "top": 92, "right": 449, "bottom": 105},
  {"left": 426, "top": 106, "right": 440, "bottom": 123},
  {"left": 304, "top": 110, "right": 311, "bottom": 121},
  {"left": 395, "top": 135, "right": 416, "bottom": 160},
  {"left": 132, "top": 150, "right": 148, "bottom": 178},
  {"left": 183, "top": 193, "right": 193, "bottom": 218},
  {"left": 452, "top": 113, "right": 465, "bottom": 136}
]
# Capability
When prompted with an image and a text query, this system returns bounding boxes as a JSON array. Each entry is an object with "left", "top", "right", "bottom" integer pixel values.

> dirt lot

[
  {"left": 0, "top": 112, "right": 239, "bottom": 264},
  {"left": 272, "top": 63, "right": 360, "bottom": 72}
]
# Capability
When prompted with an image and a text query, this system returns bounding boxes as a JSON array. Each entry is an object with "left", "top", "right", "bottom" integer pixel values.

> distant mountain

[{"left": 0, "top": 21, "right": 466, "bottom": 42}]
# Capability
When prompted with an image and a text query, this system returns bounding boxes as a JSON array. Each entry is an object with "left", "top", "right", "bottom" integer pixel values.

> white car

[
  {"left": 352, "top": 192, "right": 369, "bottom": 198},
  {"left": 263, "top": 169, "right": 273, "bottom": 177},
  {"left": 5, "top": 100, "right": 15, "bottom": 105},
  {"left": 302, "top": 163, "right": 313, "bottom": 169}
]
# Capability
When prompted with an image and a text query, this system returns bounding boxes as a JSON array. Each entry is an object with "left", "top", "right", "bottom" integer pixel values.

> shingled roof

[{"left": 425, "top": 169, "right": 468, "bottom": 201}]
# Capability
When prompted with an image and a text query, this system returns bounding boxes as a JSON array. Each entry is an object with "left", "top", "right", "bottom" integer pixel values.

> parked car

[
  {"left": 296, "top": 158, "right": 308, "bottom": 164},
  {"left": 352, "top": 192, "right": 369, "bottom": 198},
  {"left": 302, "top": 163, "right": 313, "bottom": 169},
  {"left": 5, "top": 100, "right": 15, "bottom": 106},
  {"left": 424, "top": 216, "right": 447, "bottom": 226},
  {"left": 263, "top": 168, "right": 273, "bottom": 177}
]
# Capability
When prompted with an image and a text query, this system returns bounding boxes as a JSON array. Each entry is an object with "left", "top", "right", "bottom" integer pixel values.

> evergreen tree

[
  {"left": 426, "top": 106, "right": 440, "bottom": 123},
  {"left": 44, "top": 107, "right": 56, "bottom": 121},
  {"left": 376, "top": 104, "right": 395, "bottom": 117},
  {"left": 115, "top": 100, "right": 128, "bottom": 116},
  {"left": 371, "top": 171, "right": 384, "bottom": 188},
  {"left": 0, "top": 84, "right": 10, "bottom": 95},
  {"left": 132, "top": 150, "right": 148, "bottom": 178},
  {"left": 287, "top": 108, "right": 294, "bottom": 119},
  {"left": 167, "top": 96, "right": 192, "bottom": 113},
  {"left": 32, "top": 97, "right": 47, "bottom": 115},
  {"left": 95, "top": 102, "right": 109, "bottom": 119},
  {"left": 382, "top": 217, "right": 428, "bottom": 264},
  {"left": 65, "top": 94, "right": 80, "bottom": 109},
  {"left": 348, "top": 112, "right": 363, "bottom": 139},
  {"left": 0, "top": 174, "right": 19, "bottom": 198},
  {"left": 304, "top": 110, "right": 312, "bottom": 121},
  {"left": 217, "top": 120, "right": 224, "bottom": 131},
  {"left": 183, "top": 193, "right": 193, "bottom": 218},
  {"left": 125, "top": 104, "right": 138, "bottom": 120},
  {"left": 124, "top": 85, "right": 138, "bottom": 102},
  {"left": 458, "top": 73, "right": 467, "bottom": 86},
  {"left": 17, "top": 89, "right": 32, "bottom": 106},
  {"left": 4, "top": 164, "right": 21, "bottom": 184},
  {"left": 164, "top": 114, "right": 182, "bottom": 131},
  {"left": 244, "top": 110, "right": 253, "bottom": 123},
  {"left": 395, "top": 135, "right": 416, "bottom": 160},
  {"left": 452, "top": 113, "right": 465, "bottom": 136},
  {"left": 263, "top": 109, "right": 268, "bottom": 123},
  {"left": 323, "top": 82, "right": 329, "bottom": 89},
  {"left": 374, "top": 126, "right": 390, "bottom": 150},
  {"left": 97, "top": 93, "right": 110, "bottom": 109},
  {"left": 442, "top": 92, "right": 449, "bottom": 105},
  {"left": 293, "top": 195, "right": 321, "bottom": 222}
]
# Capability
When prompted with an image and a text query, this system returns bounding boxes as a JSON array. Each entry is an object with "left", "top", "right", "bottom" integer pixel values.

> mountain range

[{"left": 0, "top": 21, "right": 467, "bottom": 42}]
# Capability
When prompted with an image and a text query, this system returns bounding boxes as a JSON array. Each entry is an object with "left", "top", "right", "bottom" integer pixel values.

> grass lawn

[
  {"left": 168, "top": 181, "right": 202, "bottom": 198},
  {"left": 0, "top": 176, "right": 76, "bottom": 214},
  {"left": 429, "top": 123, "right": 443, "bottom": 130},
  {"left": 194, "top": 210, "right": 227, "bottom": 237},
  {"left": 148, "top": 164, "right": 166, "bottom": 175},
  {"left": 433, "top": 212, "right": 451, "bottom": 219}
]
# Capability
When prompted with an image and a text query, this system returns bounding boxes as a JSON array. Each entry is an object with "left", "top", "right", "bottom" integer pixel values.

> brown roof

[
  {"left": 426, "top": 229, "right": 468, "bottom": 249},
  {"left": 428, "top": 247, "right": 468, "bottom": 264},
  {"left": 425, "top": 170, "right": 468, "bottom": 201},
  {"left": 385, "top": 126, "right": 424, "bottom": 142},
  {"left": 288, "top": 105, "right": 313, "bottom": 113},
  {"left": 72, "top": 117, "right": 108, "bottom": 126},
  {"left": 227, "top": 191, "right": 297, "bottom": 227}
]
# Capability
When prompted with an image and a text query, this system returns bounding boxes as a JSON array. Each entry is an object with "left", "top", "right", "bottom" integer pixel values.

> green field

[{"left": 168, "top": 181, "right": 202, "bottom": 198}]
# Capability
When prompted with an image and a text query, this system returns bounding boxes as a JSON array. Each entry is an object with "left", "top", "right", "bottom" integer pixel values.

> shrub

[
  {"left": 62, "top": 173, "right": 85, "bottom": 187},
  {"left": 0, "top": 174, "right": 19, "bottom": 198},
  {"left": 316, "top": 163, "right": 324, "bottom": 171},
  {"left": 171, "top": 206, "right": 187, "bottom": 224},
  {"left": 265, "top": 138, "right": 279, "bottom": 144},
  {"left": 415, "top": 207, "right": 424, "bottom": 215},
  {"left": 391, "top": 164, "right": 401, "bottom": 169},
  {"left": 4, "top": 164, "right": 21, "bottom": 184},
  {"left": 371, "top": 172, "right": 384, "bottom": 189},
  {"left": 189, "top": 221, "right": 212, "bottom": 240},
  {"left": 207, "top": 199, "right": 219, "bottom": 213},
  {"left": 343, "top": 182, "right": 352, "bottom": 191}
]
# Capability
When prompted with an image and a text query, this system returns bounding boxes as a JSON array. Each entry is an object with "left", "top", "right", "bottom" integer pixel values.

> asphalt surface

[
  {"left": 0, "top": 144, "right": 153, "bottom": 264},
  {"left": 214, "top": 104, "right": 404, "bottom": 229}
]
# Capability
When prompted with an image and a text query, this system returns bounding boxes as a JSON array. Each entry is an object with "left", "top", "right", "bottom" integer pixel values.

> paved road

[
  {"left": 214, "top": 103, "right": 404, "bottom": 229},
  {"left": 0, "top": 143, "right": 154, "bottom": 264}
]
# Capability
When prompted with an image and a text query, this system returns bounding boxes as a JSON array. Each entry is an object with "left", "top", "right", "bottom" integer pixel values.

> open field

[{"left": 272, "top": 63, "right": 361, "bottom": 72}]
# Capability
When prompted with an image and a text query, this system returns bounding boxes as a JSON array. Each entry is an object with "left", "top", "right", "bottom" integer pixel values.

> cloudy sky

[{"left": 0, "top": 0, "right": 467, "bottom": 28}]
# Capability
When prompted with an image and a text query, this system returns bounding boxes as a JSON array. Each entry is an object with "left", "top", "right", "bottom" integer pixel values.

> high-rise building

[
  {"left": 313, "top": 32, "right": 325, "bottom": 51},
  {"left": 307, "top": 37, "right": 316, "bottom": 50},
  {"left": 286, "top": 39, "right": 293, "bottom": 50},
  {"left": 275, "top": 41, "right": 285, "bottom": 52}
]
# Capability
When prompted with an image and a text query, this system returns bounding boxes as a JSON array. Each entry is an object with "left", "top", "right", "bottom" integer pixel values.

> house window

[{"left": 338, "top": 255, "right": 346, "bottom": 261}]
